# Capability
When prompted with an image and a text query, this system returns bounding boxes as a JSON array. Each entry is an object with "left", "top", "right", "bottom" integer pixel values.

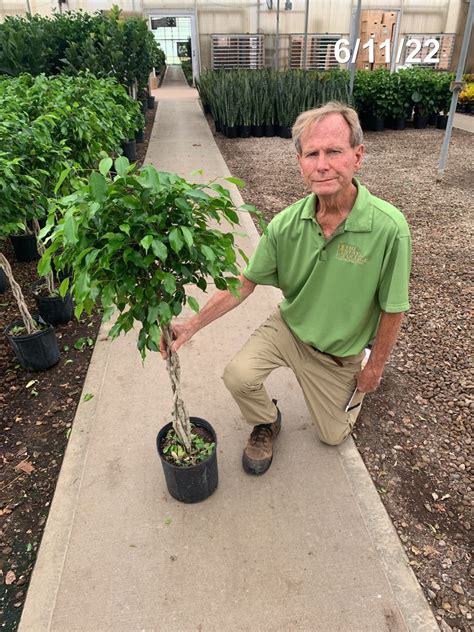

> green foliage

[
  {"left": 196, "top": 68, "right": 350, "bottom": 129},
  {"left": 181, "top": 60, "right": 193, "bottom": 86},
  {"left": 162, "top": 427, "right": 215, "bottom": 466},
  {"left": 39, "top": 159, "right": 265, "bottom": 359},
  {"left": 0, "top": 8, "right": 164, "bottom": 90},
  {"left": 197, "top": 67, "right": 454, "bottom": 128},
  {"left": 0, "top": 73, "right": 142, "bottom": 236}
]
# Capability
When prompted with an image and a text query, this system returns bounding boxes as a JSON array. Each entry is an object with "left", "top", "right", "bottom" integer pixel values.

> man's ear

[{"left": 354, "top": 144, "right": 364, "bottom": 171}]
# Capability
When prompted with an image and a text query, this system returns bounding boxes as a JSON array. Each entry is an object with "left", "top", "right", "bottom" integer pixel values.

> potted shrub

[
  {"left": 1, "top": 253, "right": 60, "bottom": 371},
  {"left": 32, "top": 219, "right": 74, "bottom": 326},
  {"left": 40, "top": 157, "right": 264, "bottom": 503}
]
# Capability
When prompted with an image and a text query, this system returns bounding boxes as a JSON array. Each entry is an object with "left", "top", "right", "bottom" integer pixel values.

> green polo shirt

[{"left": 244, "top": 180, "right": 411, "bottom": 356}]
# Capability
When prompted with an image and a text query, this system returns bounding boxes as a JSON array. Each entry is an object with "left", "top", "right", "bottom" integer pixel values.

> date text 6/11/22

[{"left": 334, "top": 38, "right": 441, "bottom": 65}]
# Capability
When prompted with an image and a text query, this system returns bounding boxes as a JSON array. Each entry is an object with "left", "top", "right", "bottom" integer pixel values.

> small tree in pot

[{"left": 40, "top": 157, "right": 263, "bottom": 501}]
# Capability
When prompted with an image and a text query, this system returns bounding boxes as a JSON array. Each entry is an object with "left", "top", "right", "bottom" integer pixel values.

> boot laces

[{"left": 249, "top": 425, "right": 273, "bottom": 446}]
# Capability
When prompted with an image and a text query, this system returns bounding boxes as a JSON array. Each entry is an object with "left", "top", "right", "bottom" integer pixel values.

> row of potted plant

[
  {"left": 0, "top": 8, "right": 164, "bottom": 98},
  {"left": 196, "top": 68, "right": 350, "bottom": 138},
  {"left": 197, "top": 67, "right": 455, "bottom": 137},
  {"left": 353, "top": 68, "right": 454, "bottom": 131},
  {"left": 0, "top": 72, "right": 149, "bottom": 373}
]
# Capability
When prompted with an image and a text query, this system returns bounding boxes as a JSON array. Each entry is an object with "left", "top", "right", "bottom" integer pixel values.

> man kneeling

[{"left": 160, "top": 102, "right": 412, "bottom": 475}]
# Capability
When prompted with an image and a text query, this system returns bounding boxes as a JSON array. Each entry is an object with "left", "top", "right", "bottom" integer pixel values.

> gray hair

[{"left": 292, "top": 102, "right": 364, "bottom": 154}]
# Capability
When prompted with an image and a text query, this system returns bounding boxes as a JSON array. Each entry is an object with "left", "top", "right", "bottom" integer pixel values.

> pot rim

[
  {"left": 5, "top": 317, "right": 54, "bottom": 340},
  {"left": 157, "top": 417, "right": 217, "bottom": 470}
]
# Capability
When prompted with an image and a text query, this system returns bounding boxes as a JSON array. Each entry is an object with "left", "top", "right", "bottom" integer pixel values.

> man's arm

[
  {"left": 160, "top": 274, "right": 257, "bottom": 359},
  {"left": 356, "top": 311, "right": 405, "bottom": 393}
]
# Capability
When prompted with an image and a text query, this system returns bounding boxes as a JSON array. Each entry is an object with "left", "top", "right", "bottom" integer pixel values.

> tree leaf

[
  {"left": 169, "top": 228, "right": 184, "bottom": 253},
  {"left": 99, "top": 157, "right": 113, "bottom": 176},
  {"left": 115, "top": 156, "right": 130, "bottom": 177},
  {"left": 225, "top": 176, "right": 245, "bottom": 187},
  {"left": 180, "top": 226, "right": 193, "bottom": 249},
  {"left": 157, "top": 301, "right": 172, "bottom": 323},
  {"left": 59, "top": 277, "right": 70, "bottom": 298},
  {"left": 151, "top": 239, "right": 167, "bottom": 261},
  {"left": 162, "top": 273, "right": 176, "bottom": 294},
  {"left": 140, "top": 235, "right": 153, "bottom": 252},
  {"left": 54, "top": 166, "right": 71, "bottom": 194},
  {"left": 89, "top": 172, "right": 107, "bottom": 202},
  {"left": 63, "top": 214, "right": 78, "bottom": 245},
  {"left": 187, "top": 296, "right": 200, "bottom": 313},
  {"left": 201, "top": 244, "right": 216, "bottom": 262}
]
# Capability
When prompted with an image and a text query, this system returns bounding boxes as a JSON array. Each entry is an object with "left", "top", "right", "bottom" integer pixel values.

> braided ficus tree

[{"left": 39, "top": 157, "right": 263, "bottom": 454}]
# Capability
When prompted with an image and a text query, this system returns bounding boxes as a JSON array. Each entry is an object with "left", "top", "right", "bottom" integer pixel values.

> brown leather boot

[{"left": 242, "top": 400, "right": 281, "bottom": 475}]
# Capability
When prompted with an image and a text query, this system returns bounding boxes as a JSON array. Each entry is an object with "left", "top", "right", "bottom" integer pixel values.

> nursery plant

[{"left": 39, "top": 158, "right": 264, "bottom": 473}]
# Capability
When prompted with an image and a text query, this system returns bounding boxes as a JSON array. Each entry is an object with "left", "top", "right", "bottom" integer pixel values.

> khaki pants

[{"left": 222, "top": 310, "right": 366, "bottom": 446}]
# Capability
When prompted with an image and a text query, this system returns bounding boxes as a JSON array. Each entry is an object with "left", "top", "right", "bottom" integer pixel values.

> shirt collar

[{"left": 301, "top": 178, "right": 374, "bottom": 232}]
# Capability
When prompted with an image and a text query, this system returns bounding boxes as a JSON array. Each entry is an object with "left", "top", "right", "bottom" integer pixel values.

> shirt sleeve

[
  {"left": 243, "top": 222, "right": 279, "bottom": 287},
  {"left": 377, "top": 233, "right": 412, "bottom": 312}
]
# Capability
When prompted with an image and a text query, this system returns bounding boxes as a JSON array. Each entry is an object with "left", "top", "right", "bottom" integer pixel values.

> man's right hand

[{"left": 160, "top": 322, "right": 194, "bottom": 360}]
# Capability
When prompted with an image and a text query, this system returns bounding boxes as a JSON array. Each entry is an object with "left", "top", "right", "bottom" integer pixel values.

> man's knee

[
  {"left": 222, "top": 360, "right": 260, "bottom": 396},
  {"left": 316, "top": 423, "right": 352, "bottom": 447}
]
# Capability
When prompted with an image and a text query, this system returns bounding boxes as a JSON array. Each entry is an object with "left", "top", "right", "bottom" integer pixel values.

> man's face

[{"left": 297, "top": 113, "right": 364, "bottom": 199}]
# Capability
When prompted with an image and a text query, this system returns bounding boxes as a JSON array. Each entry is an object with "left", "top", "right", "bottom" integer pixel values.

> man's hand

[
  {"left": 356, "top": 363, "right": 383, "bottom": 393},
  {"left": 160, "top": 322, "right": 194, "bottom": 360}
]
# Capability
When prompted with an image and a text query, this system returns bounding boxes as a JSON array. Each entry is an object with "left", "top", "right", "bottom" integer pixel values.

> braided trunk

[
  {"left": 32, "top": 218, "right": 55, "bottom": 295},
  {"left": 161, "top": 324, "right": 192, "bottom": 452},
  {"left": 0, "top": 253, "right": 38, "bottom": 334}
]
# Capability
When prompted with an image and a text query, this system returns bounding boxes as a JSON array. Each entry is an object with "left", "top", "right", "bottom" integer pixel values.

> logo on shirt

[{"left": 336, "top": 243, "right": 368, "bottom": 265}]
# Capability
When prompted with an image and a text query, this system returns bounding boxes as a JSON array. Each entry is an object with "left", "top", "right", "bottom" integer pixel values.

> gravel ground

[{"left": 213, "top": 120, "right": 473, "bottom": 632}]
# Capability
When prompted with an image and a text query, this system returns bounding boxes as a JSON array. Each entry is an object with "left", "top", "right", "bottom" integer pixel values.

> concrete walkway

[{"left": 19, "top": 65, "right": 439, "bottom": 632}]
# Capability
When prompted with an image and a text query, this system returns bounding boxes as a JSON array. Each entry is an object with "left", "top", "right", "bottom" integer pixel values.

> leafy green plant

[{"left": 39, "top": 157, "right": 264, "bottom": 454}]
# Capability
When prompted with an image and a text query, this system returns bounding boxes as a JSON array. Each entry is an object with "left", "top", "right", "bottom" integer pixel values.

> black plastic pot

[
  {"left": 147, "top": 95, "right": 155, "bottom": 109},
  {"left": 157, "top": 417, "right": 218, "bottom": 503},
  {"left": 413, "top": 115, "right": 428, "bottom": 129},
  {"left": 135, "top": 129, "right": 145, "bottom": 143},
  {"left": 141, "top": 99, "right": 148, "bottom": 113},
  {"left": 122, "top": 139, "right": 137, "bottom": 162},
  {"left": 214, "top": 120, "right": 221, "bottom": 133},
  {"left": 238, "top": 125, "right": 251, "bottom": 138},
  {"left": 252, "top": 125, "right": 264, "bottom": 137},
  {"left": 264, "top": 124, "right": 275, "bottom": 137},
  {"left": 32, "top": 281, "right": 74, "bottom": 326},
  {"left": 278, "top": 126, "right": 292, "bottom": 138},
  {"left": 10, "top": 233, "right": 39, "bottom": 262},
  {"left": 437, "top": 115, "right": 448, "bottom": 130},
  {"left": 225, "top": 126, "right": 238, "bottom": 139},
  {"left": 5, "top": 318, "right": 60, "bottom": 371},
  {"left": 366, "top": 116, "right": 385, "bottom": 132},
  {"left": 0, "top": 268, "right": 8, "bottom": 293},
  {"left": 388, "top": 118, "right": 406, "bottom": 130},
  {"left": 428, "top": 113, "right": 439, "bottom": 126}
]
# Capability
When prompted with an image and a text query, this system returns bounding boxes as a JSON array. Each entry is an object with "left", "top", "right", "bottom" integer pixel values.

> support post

[
  {"left": 437, "top": 0, "right": 473, "bottom": 181},
  {"left": 302, "top": 0, "right": 309, "bottom": 70},
  {"left": 274, "top": 0, "right": 281, "bottom": 70},
  {"left": 349, "top": 0, "right": 362, "bottom": 97}
]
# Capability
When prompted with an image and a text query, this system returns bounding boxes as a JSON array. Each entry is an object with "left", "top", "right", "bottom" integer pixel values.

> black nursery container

[
  {"left": 252, "top": 125, "right": 263, "bottom": 137},
  {"left": 10, "top": 233, "right": 39, "bottom": 262},
  {"left": 157, "top": 417, "right": 218, "bottom": 504},
  {"left": 122, "top": 140, "right": 137, "bottom": 162},
  {"left": 264, "top": 124, "right": 275, "bottom": 137},
  {"left": 135, "top": 129, "right": 145, "bottom": 143},
  {"left": 437, "top": 115, "right": 448, "bottom": 130},
  {"left": 0, "top": 268, "right": 8, "bottom": 293},
  {"left": 32, "top": 283, "right": 74, "bottom": 326},
  {"left": 5, "top": 318, "right": 60, "bottom": 371},
  {"left": 147, "top": 95, "right": 155, "bottom": 109}
]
